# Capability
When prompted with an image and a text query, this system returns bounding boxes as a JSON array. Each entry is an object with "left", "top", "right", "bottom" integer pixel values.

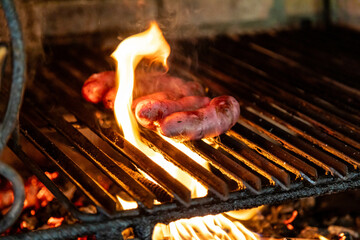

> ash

[{"left": 242, "top": 190, "right": 360, "bottom": 240}]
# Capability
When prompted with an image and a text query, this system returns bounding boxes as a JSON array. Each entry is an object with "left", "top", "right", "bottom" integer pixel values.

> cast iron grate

[{"left": 5, "top": 26, "right": 360, "bottom": 239}]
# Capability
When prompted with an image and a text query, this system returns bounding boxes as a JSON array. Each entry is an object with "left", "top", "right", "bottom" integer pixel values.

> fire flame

[
  {"left": 112, "top": 21, "right": 170, "bottom": 147},
  {"left": 111, "top": 21, "right": 260, "bottom": 239},
  {"left": 153, "top": 208, "right": 262, "bottom": 240}
]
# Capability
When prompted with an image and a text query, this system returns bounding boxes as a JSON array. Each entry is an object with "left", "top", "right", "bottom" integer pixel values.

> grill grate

[{"left": 5, "top": 27, "right": 360, "bottom": 239}]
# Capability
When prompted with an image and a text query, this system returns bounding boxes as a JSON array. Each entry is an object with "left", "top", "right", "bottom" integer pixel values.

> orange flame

[
  {"left": 153, "top": 208, "right": 262, "bottom": 240},
  {"left": 47, "top": 217, "right": 64, "bottom": 228},
  {"left": 112, "top": 21, "right": 170, "bottom": 147}
]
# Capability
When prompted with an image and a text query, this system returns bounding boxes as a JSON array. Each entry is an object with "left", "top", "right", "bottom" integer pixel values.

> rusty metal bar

[
  {"left": 212, "top": 135, "right": 291, "bottom": 189},
  {"left": 240, "top": 108, "right": 348, "bottom": 178},
  {"left": 141, "top": 129, "right": 229, "bottom": 200},
  {"left": 211, "top": 34, "right": 360, "bottom": 108},
  {"left": 226, "top": 124, "right": 318, "bottom": 183},
  {"left": 31, "top": 98, "right": 156, "bottom": 209},
  {"left": 7, "top": 138, "right": 105, "bottom": 223},
  {"left": 184, "top": 140, "right": 263, "bottom": 192},
  {"left": 19, "top": 112, "right": 120, "bottom": 213}
]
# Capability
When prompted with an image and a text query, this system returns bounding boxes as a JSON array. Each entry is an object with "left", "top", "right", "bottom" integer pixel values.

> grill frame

[{"left": 3, "top": 26, "right": 360, "bottom": 239}]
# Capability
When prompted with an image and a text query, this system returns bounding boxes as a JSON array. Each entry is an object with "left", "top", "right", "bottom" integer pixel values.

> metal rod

[
  {"left": 141, "top": 129, "right": 229, "bottom": 200},
  {"left": 0, "top": 0, "right": 26, "bottom": 152},
  {"left": 184, "top": 139, "right": 263, "bottom": 193},
  {"left": 240, "top": 108, "right": 348, "bottom": 178},
  {"left": 229, "top": 124, "right": 318, "bottom": 183},
  {"left": 216, "top": 135, "right": 291, "bottom": 189},
  {"left": 19, "top": 112, "right": 120, "bottom": 214},
  {"left": 7, "top": 138, "right": 105, "bottom": 223}
]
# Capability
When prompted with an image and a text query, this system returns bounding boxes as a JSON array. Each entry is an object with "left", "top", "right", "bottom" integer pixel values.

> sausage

[
  {"left": 132, "top": 91, "right": 180, "bottom": 111},
  {"left": 103, "top": 79, "right": 205, "bottom": 111},
  {"left": 158, "top": 96, "right": 240, "bottom": 141},
  {"left": 81, "top": 71, "right": 115, "bottom": 103},
  {"left": 102, "top": 87, "right": 117, "bottom": 109},
  {"left": 82, "top": 70, "right": 206, "bottom": 109},
  {"left": 134, "top": 72, "right": 206, "bottom": 98},
  {"left": 135, "top": 95, "right": 211, "bottom": 129}
]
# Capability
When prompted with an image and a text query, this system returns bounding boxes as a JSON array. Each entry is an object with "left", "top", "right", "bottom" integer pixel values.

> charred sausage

[
  {"left": 158, "top": 96, "right": 240, "bottom": 141},
  {"left": 135, "top": 95, "right": 211, "bottom": 129}
]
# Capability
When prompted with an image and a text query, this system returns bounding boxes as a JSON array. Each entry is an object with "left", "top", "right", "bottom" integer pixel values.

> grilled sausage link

[
  {"left": 135, "top": 94, "right": 211, "bottom": 129},
  {"left": 158, "top": 96, "right": 240, "bottom": 141},
  {"left": 83, "top": 71, "right": 206, "bottom": 110},
  {"left": 81, "top": 71, "right": 115, "bottom": 103}
]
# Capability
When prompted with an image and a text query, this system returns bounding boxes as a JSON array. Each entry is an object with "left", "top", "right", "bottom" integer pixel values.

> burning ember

[
  {"left": 0, "top": 172, "right": 68, "bottom": 234},
  {"left": 47, "top": 217, "right": 64, "bottom": 228},
  {"left": 0, "top": 172, "right": 56, "bottom": 213},
  {"left": 284, "top": 210, "right": 298, "bottom": 230}
]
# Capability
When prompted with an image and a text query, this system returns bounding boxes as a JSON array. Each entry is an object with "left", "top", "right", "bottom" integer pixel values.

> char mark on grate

[{"left": 7, "top": 27, "right": 360, "bottom": 233}]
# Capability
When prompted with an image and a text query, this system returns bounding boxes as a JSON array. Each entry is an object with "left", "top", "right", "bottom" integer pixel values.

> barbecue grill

[{"left": 1, "top": 0, "right": 360, "bottom": 239}]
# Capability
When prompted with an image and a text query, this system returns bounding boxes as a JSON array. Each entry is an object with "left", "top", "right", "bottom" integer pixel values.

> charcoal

[{"left": 328, "top": 226, "right": 359, "bottom": 239}]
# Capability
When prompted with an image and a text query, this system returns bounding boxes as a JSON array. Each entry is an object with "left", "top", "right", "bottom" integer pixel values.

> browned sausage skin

[
  {"left": 82, "top": 71, "right": 206, "bottom": 110},
  {"left": 158, "top": 96, "right": 240, "bottom": 141},
  {"left": 135, "top": 95, "right": 211, "bottom": 129},
  {"left": 81, "top": 71, "right": 115, "bottom": 103},
  {"left": 102, "top": 87, "right": 117, "bottom": 109}
]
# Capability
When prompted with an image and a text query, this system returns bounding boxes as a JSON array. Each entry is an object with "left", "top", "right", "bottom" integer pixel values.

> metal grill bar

[
  {"left": 184, "top": 140, "right": 264, "bottom": 192},
  {"left": 7, "top": 138, "right": 105, "bottom": 222},
  {"left": 141, "top": 129, "right": 229, "bottom": 199},
  {"left": 19, "top": 112, "right": 119, "bottom": 213},
  {"left": 28, "top": 93, "right": 157, "bottom": 209},
  {"left": 217, "top": 134, "right": 291, "bottom": 188},
  {"left": 240, "top": 108, "right": 348, "bottom": 177},
  {"left": 228, "top": 124, "right": 318, "bottom": 182},
  {"left": 207, "top": 39, "right": 360, "bottom": 147}
]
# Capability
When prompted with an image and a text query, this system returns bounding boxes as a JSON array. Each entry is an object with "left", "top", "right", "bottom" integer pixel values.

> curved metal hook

[
  {"left": 0, "top": 0, "right": 26, "bottom": 151},
  {"left": 0, "top": 161, "right": 25, "bottom": 233}
]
